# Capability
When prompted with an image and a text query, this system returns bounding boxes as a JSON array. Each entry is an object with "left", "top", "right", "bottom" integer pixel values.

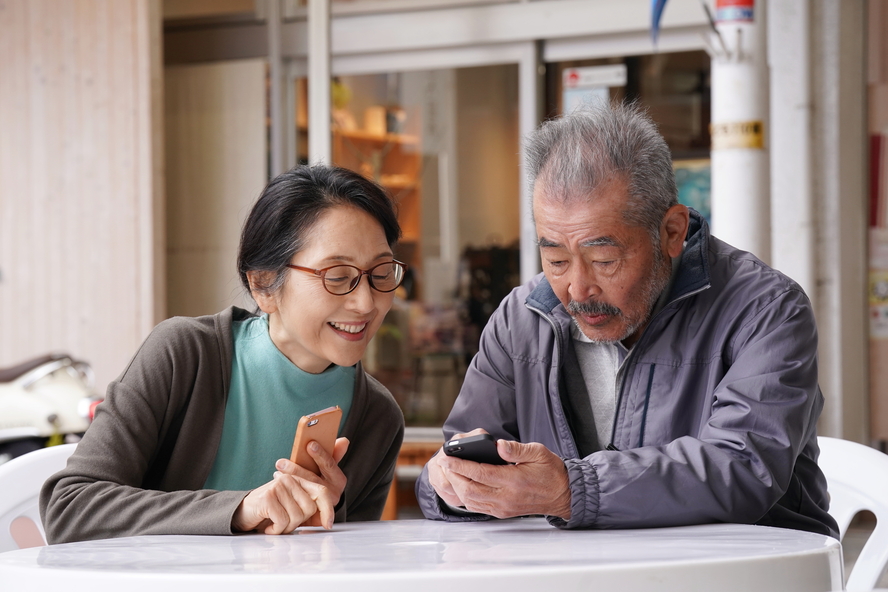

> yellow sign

[
  {"left": 871, "top": 270, "right": 888, "bottom": 305},
  {"left": 710, "top": 120, "right": 765, "bottom": 150}
]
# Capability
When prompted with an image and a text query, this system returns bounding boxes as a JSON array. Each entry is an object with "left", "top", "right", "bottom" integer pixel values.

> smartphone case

[
  {"left": 443, "top": 433, "right": 508, "bottom": 465},
  {"left": 289, "top": 405, "right": 342, "bottom": 475}
]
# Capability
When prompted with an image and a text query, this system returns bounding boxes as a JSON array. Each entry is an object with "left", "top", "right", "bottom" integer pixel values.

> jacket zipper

[
  {"left": 526, "top": 302, "right": 581, "bottom": 460},
  {"left": 606, "top": 283, "right": 710, "bottom": 451},
  {"left": 526, "top": 281, "right": 711, "bottom": 454},
  {"left": 638, "top": 364, "right": 656, "bottom": 448}
]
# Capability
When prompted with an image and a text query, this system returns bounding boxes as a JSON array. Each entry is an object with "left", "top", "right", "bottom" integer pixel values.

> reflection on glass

[
  {"left": 550, "top": 51, "right": 710, "bottom": 154},
  {"left": 674, "top": 159, "right": 712, "bottom": 224},
  {"left": 297, "top": 67, "right": 521, "bottom": 428}
]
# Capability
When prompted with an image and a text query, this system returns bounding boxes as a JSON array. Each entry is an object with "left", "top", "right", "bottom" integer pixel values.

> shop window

[
  {"left": 297, "top": 66, "right": 520, "bottom": 427},
  {"left": 547, "top": 50, "right": 712, "bottom": 223}
]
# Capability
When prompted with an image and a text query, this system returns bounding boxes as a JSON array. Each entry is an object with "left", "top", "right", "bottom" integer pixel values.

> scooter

[{"left": 0, "top": 353, "right": 101, "bottom": 465}]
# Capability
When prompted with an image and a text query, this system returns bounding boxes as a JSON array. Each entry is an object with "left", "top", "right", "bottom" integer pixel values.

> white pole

[
  {"left": 308, "top": 0, "right": 331, "bottom": 165},
  {"left": 709, "top": 0, "right": 771, "bottom": 263},
  {"left": 768, "top": 0, "right": 815, "bottom": 303},
  {"left": 284, "top": 61, "right": 297, "bottom": 172},
  {"left": 519, "top": 41, "right": 543, "bottom": 283}
]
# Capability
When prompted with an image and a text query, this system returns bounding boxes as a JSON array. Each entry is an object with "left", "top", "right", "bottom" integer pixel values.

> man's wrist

[
  {"left": 553, "top": 491, "right": 572, "bottom": 521},
  {"left": 553, "top": 461, "right": 572, "bottom": 520}
]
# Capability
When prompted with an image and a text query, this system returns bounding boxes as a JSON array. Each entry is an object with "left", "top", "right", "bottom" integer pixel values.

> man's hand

[
  {"left": 274, "top": 437, "right": 350, "bottom": 527},
  {"left": 232, "top": 473, "right": 336, "bottom": 534},
  {"left": 427, "top": 428, "right": 487, "bottom": 508},
  {"left": 437, "top": 437, "right": 572, "bottom": 520}
]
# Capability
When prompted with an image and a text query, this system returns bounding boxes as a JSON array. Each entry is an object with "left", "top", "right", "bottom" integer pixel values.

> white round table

[{"left": 0, "top": 518, "right": 843, "bottom": 592}]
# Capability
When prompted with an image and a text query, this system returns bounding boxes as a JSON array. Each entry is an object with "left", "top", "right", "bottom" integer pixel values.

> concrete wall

[{"left": 0, "top": 0, "right": 164, "bottom": 392}]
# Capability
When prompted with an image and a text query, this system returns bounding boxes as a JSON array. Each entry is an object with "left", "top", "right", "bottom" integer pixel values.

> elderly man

[{"left": 415, "top": 101, "right": 838, "bottom": 538}]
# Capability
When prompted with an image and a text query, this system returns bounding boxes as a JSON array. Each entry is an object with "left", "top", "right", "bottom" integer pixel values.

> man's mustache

[{"left": 568, "top": 299, "right": 622, "bottom": 317}]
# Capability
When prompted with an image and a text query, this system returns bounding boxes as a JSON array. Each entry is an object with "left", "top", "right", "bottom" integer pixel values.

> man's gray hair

[{"left": 526, "top": 101, "right": 678, "bottom": 242}]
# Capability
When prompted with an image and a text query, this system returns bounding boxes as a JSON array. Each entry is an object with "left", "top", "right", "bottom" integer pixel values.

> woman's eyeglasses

[{"left": 287, "top": 260, "right": 408, "bottom": 296}]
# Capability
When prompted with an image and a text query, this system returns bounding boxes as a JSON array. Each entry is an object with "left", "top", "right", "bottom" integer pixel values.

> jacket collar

[
  {"left": 526, "top": 208, "right": 712, "bottom": 314},
  {"left": 669, "top": 208, "right": 711, "bottom": 302}
]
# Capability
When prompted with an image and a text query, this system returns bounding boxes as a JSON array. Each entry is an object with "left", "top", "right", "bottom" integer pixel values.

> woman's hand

[
  {"left": 232, "top": 473, "right": 336, "bottom": 533},
  {"left": 232, "top": 437, "right": 349, "bottom": 534},
  {"left": 273, "top": 437, "right": 350, "bottom": 527}
]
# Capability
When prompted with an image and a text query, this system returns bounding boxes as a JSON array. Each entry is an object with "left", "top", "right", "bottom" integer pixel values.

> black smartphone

[{"left": 443, "top": 433, "right": 508, "bottom": 465}]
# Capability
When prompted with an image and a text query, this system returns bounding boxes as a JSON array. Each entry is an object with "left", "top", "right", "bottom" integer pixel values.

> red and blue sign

[{"left": 715, "top": 0, "right": 754, "bottom": 23}]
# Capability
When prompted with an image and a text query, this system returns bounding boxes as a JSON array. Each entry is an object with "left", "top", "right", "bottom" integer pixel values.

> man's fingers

[
  {"left": 451, "top": 427, "right": 489, "bottom": 440},
  {"left": 445, "top": 468, "right": 505, "bottom": 516},
  {"left": 496, "top": 439, "right": 545, "bottom": 463},
  {"left": 428, "top": 450, "right": 464, "bottom": 508},
  {"left": 435, "top": 440, "right": 572, "bottom": 520},
  {"left": 442, "top": 454, "right": 508, "bottom": 483},
  {"left": 444, "top": 464, "right": 476, "bottom": 490}
]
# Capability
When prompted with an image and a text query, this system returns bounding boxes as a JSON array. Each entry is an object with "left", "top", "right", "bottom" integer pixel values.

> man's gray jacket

[{"left": 416, "top": 211, "right": 839, "bottom": 538}]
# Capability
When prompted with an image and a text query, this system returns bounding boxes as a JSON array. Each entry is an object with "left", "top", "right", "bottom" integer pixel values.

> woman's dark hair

[{"left": 238, "top": 164, "right": 402, "bottom": 296}]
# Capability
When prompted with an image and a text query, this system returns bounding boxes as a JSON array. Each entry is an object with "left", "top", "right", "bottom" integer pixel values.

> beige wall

[
  {"left": 165, "top": 59, "right": 267, "bottom": 318},
  {"left": 0, "top": 0, "right": 164, "bottom": 392},
  {"left": 456, "top": 65, "right": 521, "bottom": 251}
]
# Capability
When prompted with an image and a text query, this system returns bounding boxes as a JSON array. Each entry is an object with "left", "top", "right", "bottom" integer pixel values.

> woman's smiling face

[{"left": 252, "top": 205, "right": 396, "bottom": 374}]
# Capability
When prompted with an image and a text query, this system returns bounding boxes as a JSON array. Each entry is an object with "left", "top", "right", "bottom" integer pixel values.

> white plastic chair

[
  {"left": 0, "top": 443, "right": 76, "bottom": 553},
  {"left": 818, "top": 436, "right": 888, "bottom": 591}
]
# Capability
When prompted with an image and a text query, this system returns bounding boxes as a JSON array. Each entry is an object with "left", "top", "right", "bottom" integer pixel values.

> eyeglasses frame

[{"left": 286, "top": 260, "right": 408, "bottom": 295}]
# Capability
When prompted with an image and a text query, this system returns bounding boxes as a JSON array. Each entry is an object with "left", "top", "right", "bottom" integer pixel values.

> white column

[
  {"left": 810, "top": 0, "right": 868, "bottom": 442},
  {"left": 768, "top": 0, "right": 868, "bottom": 442},
  {"left": 284, "top": 61, "right": 298, "bottom": 172},
  {"left": 709, "top": 0, "right": 771, "bottom": 263},
  {"left": 768, "top": 0, "right": 815, "bottom": 301},
  {"left": 308, "top": 0, "right": 331, "bottom": 164},
  {"left": 519, "top": 41, "right": 543, "bottom": 283}
]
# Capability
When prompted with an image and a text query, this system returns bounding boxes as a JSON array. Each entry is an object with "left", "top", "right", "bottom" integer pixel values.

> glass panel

[
  {"left": 296, "top": 66, "right": 521, "bottom": 427},
  {"left": 547, "top": 51, "right": 712, "bottom": 223}
]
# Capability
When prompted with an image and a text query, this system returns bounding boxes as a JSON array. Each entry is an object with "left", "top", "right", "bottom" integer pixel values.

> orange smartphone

[{"left": 289, "top": 405, "right": 342, "bottom": 475}]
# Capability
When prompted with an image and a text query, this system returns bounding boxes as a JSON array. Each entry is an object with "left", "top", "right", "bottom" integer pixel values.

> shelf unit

[{"left": 332, "top": 129, "right": 422, "bottom": 295}]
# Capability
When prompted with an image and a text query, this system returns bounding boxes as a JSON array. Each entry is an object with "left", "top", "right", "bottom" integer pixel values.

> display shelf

[{"left": 332, "top": 127, "right": 422, "bottom": 246}]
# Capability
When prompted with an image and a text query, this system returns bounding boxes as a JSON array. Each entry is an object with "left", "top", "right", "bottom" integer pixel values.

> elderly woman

[{"left": 41, "top": 165, "right": 406, "bottom": 542}]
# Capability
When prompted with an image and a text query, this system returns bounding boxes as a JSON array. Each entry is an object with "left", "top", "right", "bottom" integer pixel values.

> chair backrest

[
  {"left": 818, "top": 436, "right": 888, "bottom": 591},
  {"left": 0, "top": 443, "right": 76, "bottom": 553}
]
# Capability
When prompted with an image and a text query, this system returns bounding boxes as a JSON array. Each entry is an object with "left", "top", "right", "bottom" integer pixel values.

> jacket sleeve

[
  {"left": 39, "top": 320, "right": 248, "bottom": 543},
  {"left": 555, "top": 287, "right": 826, "bottom": 530},
  {"left": 415, "top": 293, "right": 523, "bottom": 522}
]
